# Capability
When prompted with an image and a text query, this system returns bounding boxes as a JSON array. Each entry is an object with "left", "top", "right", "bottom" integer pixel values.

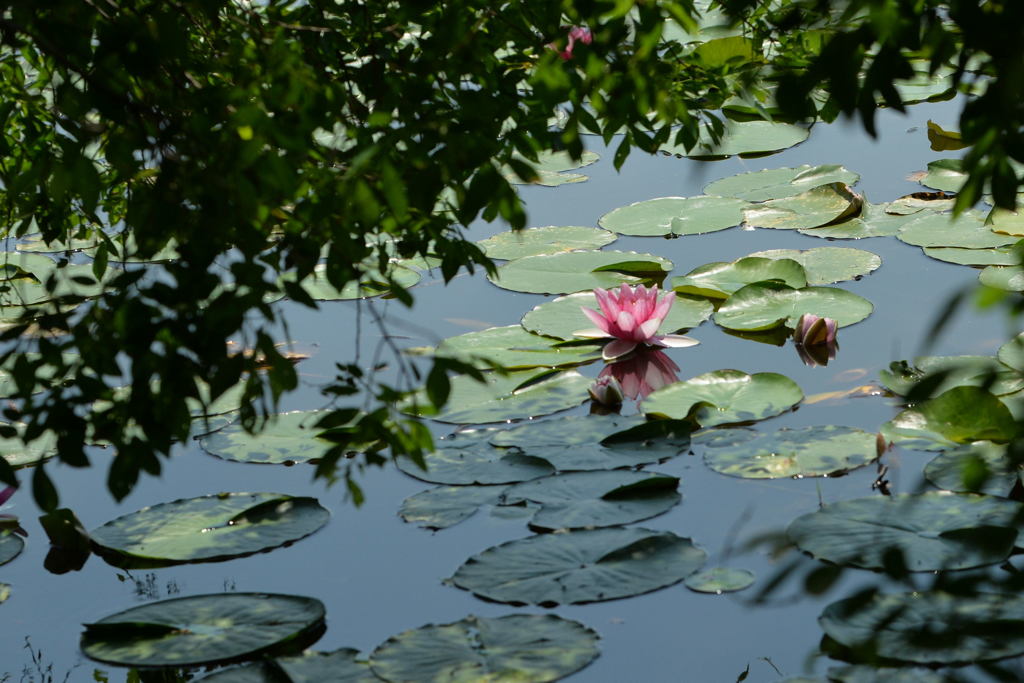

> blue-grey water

[{"left": 2, "top": 99, "right": 1017, "bottom": 683}]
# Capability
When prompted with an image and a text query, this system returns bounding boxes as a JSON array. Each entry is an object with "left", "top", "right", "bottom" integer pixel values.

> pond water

[{"left": 2, "top": 97, "right": 1020, "bottom": 682}]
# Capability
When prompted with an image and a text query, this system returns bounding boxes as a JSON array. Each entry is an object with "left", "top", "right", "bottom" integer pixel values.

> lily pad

[
  {"left": 743, "top": 183, "right": 862, "bottom": 230},
  {"left": 684, "top": 567, "right": 755, "bottom": 594},
  {"left": 502, "top": 150, "right": 600, "bottom": 186},
  {"left": 799, "top": 200, "right": 919, "bottom": 240},
  {"left": 671, "top": 257, "right": 808, "bottom": 299},
  {"left": 501, "top": 470, "right": 681, "bottom": 531},
  {"left": 897, "top": 212, "right": 1018, "bottom": 249},
  {"left": 89, "top": 492, "right": 330, "bottom": 567},
  {"left": 0, "top": 431, "right": 57, "bottom": 468},
  {"left": 918, "top": 158, "right": 967, "bottom": 193},
  {"left": 820, "top": 591, "right": 1024, "bottom": 664},
  {"left": 521, "top": 291, "right": 712, "bottom": 341},
  {"left": 0, "top": 533, "right": 23, "bottom": 566},
  {"left": 433, "top": 325, "right": 601, "bottom": 370},
  {"left": 893, "top": 66, "right": 956, "bottom": 104},
  {"left": 661, "top": 120, "right": 809, "bottom": 158},
  {"left": 879, "top": 356, "right": 1024, "bottom": 398},
  {"left": 702, "top": 425, "right": 879, "bottom": 479},
  {"left": 369, "top": 614, "right": 599, "bottom": 682},
  {"left": 998, "top": 333, "right": 1024, "bottom": 371},
  {"left": 85, "top": 234, "right": 179, "bottom": 263},
  {"left": 399, "top": 486, "right": 505, "bottom": 530},
  {"left": 199, "top": 649, "right": 377, "bottom": 683},
  {"left": 924, "top": 442, "right": 1021, "bottom": 496},
  {"left": 0, "top": 583, "right": 8, "bottom": 603},
  {"left": 880, "top": 386, "right": 1018, "bottom": 450},
  {"left": 979, "top": 264, "right": 1024, "bottom": 291},
  {"left": 488, "top": 250, "right": 673, "bottom": 295},
  {"left": 789, "top": 491, "right": 1024, "bottom": 571},
  {"left": 396, "top": 428, "right": 555, "bottom": 485},
  {"left": 923, "top": 245, "right": 1021, "bottom": 266},
  {"left": 17, "top": 233, "right": 100, "bottom": 253},
  {"left": 288, "top": 262, "right": 422, "bottom": 300},
  {"left": 477, "top": 226, "right": 616, "bottom": 260},
  {"left": 714, "top": 282, "right": 873, "bottom": 331},
  {"left": 489, "top": 414, "right": 692, "bottom": 470},
  {"left": 404, "top": 369, "right": 590, "bottom": 424},
  {"left": 597, "top": 196, "right": 748, "bottom": 236},
  {"left": 745, "top": 247, "right": 882, "bottom": 285},
  {"left": 703, "top": 165, "right": 860, "bottom": 202},
  {"left": 643, "top": 369, "right": 803, "bottom": 427},
  {"left": 81, "top": 593, "right": 326, "bottom": 667},
  {"left": 448, "top": 527, "right": 706, "bottom": 605},
  {"left": 827, "top": 664, "right": 947, "bottom": 683},
  {"left": 199, "top": 411, "right": 335, "bottom": 465}
]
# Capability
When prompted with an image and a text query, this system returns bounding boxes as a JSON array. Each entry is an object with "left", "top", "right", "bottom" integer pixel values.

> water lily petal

[
  {"left": 581, "top": 306, "right": 613, "bottom": 335},
  {"left": 573, "top": 327, "right": 609, "bottom": 339},
  {"left": 603, "top": 339, "right": 637, "bottom": 360},
  {"left": 638, "top": 317, "right": 662, "bottom": 341},
  {"left": 616, "top": 310, "right": 637, "bottom": 335},
  {"left": 655, "top": 334, "right": 701, "bottom": 348}
]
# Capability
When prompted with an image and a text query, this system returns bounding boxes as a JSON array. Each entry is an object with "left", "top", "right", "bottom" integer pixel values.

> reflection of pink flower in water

[
  {"left": 550, "top": 25, "right": 593, "bottom": 61},
  {"left": 576, "top": 284, "right": 699, "bottom": 361},
  {"left": 599, "top": 348, "right": 680, "bottom": 400},
  {"left": 792, "top": 313, "right": 839, "bottom": 367}
]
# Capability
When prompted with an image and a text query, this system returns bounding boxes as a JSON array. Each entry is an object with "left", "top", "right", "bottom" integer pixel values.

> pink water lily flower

[
  {"left": 792, "top": 313, "right": 839, "bottom": 367},
  {"left": 576, "top": 284, "right": 699, "bottom": 360},
  {"left": 552, "top": 25, "right": 592, "bottom": 60},
  {"left": 588, "top": 374, "right": 624, "bottom": 408}
]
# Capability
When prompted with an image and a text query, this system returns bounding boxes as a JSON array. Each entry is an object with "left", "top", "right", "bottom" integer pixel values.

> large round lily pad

[
  {"left": 489, "top": 414, "right": 691, "bottom": 470},
  {"left": 0, "top": 533, "right": 23, "bottom": 566},
  {"left": 597, "top": 196, "right": 748, "bottom": 236},
  {"left": 702, "top": 425, "right": 879, "bottom": 479},
  {"left": 671, "top": 257, "right": 807, "bottom": 299},
  {"left": 433, "top": 325, "right": 601, "bottom": 370},
  {"left": 89, "top": 493, "right": 330, "bottom": 567},
  {"left": 403, "top": 370, "right": 590, "bottom": 424},
  {"left": 396, "top": 428, "right": 555, "bottom": 485},
  {"left": 924, "top": 442, "right": 1020, "bottom": 497},
  {"left": 799, "top": 201, "right": 919, "bottom": 240},
  {"left": 745, "top": 247, "right": 881, "bottom": 285},
  {"left": 81, "top": 593, "right": 326, "bottom": 667},
  {"left": 897, "top": 212, "right": 1018, "bottom": 249},
  {"left": 704, "top": 165, "right": 860, "bottom": 201},
  {"left": 643, "top": 369, "right": 803, "bottom": 427},
  {"left": 661, "top": 120, "right": 809, "bottom": 158},
  {"left": 488, "top": 250, "right": 673, "bottom": 295},
  {"left": 399, "top": 485, "right": 504, "bottom": 530},
  {"left": 521, "top": 291, "right": 711, "bottom": 341},
  {"left": 502, "top": 150, "right": 600, "bottom": 186},
  {"left": 714, "top": 282, "right": 873, "bottom": 331},
  {"left": 880, "top": 386, "right": 1018, "bottom": 451},
  {"left": 449, "top": 527, "right": 706, "bottom": 605},
  {"left": 743, "top": 183, "right": 862, "bottom": 230},
  {"left": 477, "top": 226, "right": 617, "bottom": 260},
  {"left": 199, "top": 649, "right": 377, "bottom": 683},
  {"left": 789, "top": 491, "right": 1024, "bottom": 571},
  {"left": 369, "top": 614, "right": 599, "bottom": 682},
  {"left": 199, "top": 411, "right": 335, "bottom": 465},
  {"left": 501, "top": 470, "right": 681, "bottom": 531},
  {"left": 820, "top": 591, "right": 1024, "bottom": 664}
]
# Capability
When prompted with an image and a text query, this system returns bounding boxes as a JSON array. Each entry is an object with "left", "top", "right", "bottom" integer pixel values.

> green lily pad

[
  {"left": 0, "top": 533, "right": 24, "bottom": 566},
  {"left": 998, "top": 333, "right": 1024, "bottom": 371},
  {"left": 743, "top": 183, "right": 862, "bottom": 230},
  {"left": 396, "top": 428, "right": 555, "bottom": 485},
  {"left": 798, "top": 200, "right": 919, "bottom": 239},
  {"left": 399, "top": 485, "right": 505, "bottom": 530},
  {"left": 288, "top": 262, "right": 422, "bottom": 300},
  {"left": 897, "top": 212, "right": 1018, "bottom": 249},
  {"left": 643, "top": 369, "right": 803, "bottom": 427},
  {"left": 404, "top": 369, "right": 590, "bottom": 424},
  {"left": 433, "top": 325, "right": 601, "bottom": 370},
  {"left": 199, "top": 411, "right": 335, "bottom": 465},
  {"left": 879, "top": 356, "right": 1024, "bottom": 398},
  {"left": 745, "top": 247, "right": 882, "bottom": 285},
  {"left": 714, "top": 282, "right": 873, "bottom": 331},
  {"left": 18, "top": 233, "right": 100, "bottom": 253},
  {"left": 81, "top": 593, "right": 326, "bottom": 667},
  {"left": 0, "top": 261, "right": 109, "bottom": 310},
  {"left": 0, "top": 430, "right": 57, "bottom": 468},
  {"left": 827, "top": 664, "right": 947, "bottom": 683},
  {"left": 880, "top": 386, "right": 1018, "bottom": 450},
  {"left": 502, "top": 150, "right": 600, "bottom": 186},
  {"left": 979, "top": 264, "right": 1024, "bottom": 291},
  {"left": 702, "top": 425, "right": 879, "bottom": 479},
  {"left": 199, "top": 649, "right": 377, "bottom": 683},
  {"left": 89, "top": 492, "right": 330, "bottom": 567},
  {"left": 703, "top": 165, "right": 860, "bottom": 202},
  {"left": 924, "top": 442, "right": 1021, "bottom": 496},
  {"left": 501, "top": 470, "right": 681, "bottom": 531},
  {"left": 923, "top": 245, "right": 1021, "bottom": 266},
  {"left": 671, "top": 257, "right": 808, "bottom": 299},
  {"left": 789, "top": 491, "right": 1024, "bottom": 571},
  {"left": 893, "top": 66, "right": 956, "bottom": 104},
  {"left": 684, "top": 567, "right": 755, "bottom": 594},
  {"left": 887, "top": 192, "right": 957, "bottom": 215},
  {"left": 521, "top": 291, "right": 712, "bottom": 341},
  {"left": 477, "top": 226, "right": 616, "bottom": 260},
  {"left": 489, "top": 414, "right": 692, "bottom": 470},
  {"left": 369, "top": 614, "right": 599, "bottom": 682},
  {"left": 597, "top": 196, "right": 748, "bottom": 236},
  {"left": 820, "top": 591, "right": 1024, "bottom": 664},
  {"left": 918, "top": 158, "right": 967, "bottom": 193},
  {"left": 448, "top": 527, "right": 707, "bottom": 605},
  {"left": 85, "top": 234, "right": 179, "bottom": 263},
  {"left": 488, "top": 250, "right": 673, "bottom": 295},
  {"left": 0, "top": 582, "right": 8, "bottom": 603},
  {"left": 661, "top": 120, "right": 810, "bottom": 158}
]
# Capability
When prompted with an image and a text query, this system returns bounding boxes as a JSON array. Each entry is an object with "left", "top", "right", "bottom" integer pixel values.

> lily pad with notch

[
  {"left": 643, "top": 369, "right": 803, "bottom": 427},
  {"left": 396, "top": 428, "right": 555, "bottom": 485},
  {"left": 879, "top": 356, "right": 1024, "bottom": 398},
  {"left": 880, "top": 386, "right": 1018, "bottom": 451},
  {"left": 660, "top": 120, "right": 809, "bottom": 158},
  {"left": 745, "top": 247, "right": 881, "bottom": 285},
  {"left": 477, "top": 226, "right": 616, "bottom": 260},
  {"left": 798, "top": 200, "right": 920, "bottom": 240},
  {"left": 703, "top": 164, "right": 860, "bottom": 202},
  {"left": 923, "top": 245, "right": 1022, "bottom": 267},
  {"left": 743, "top": 183, "right": 862, "bottom": 230},
  {"left": 597, "top": 195, "right": 749, "bottom": 237},
  {"left": 702, "top": 425, "right": 879, "bottom": 479},
  {"left": 89, "top": 492, "right": 330, "bottom": 568},
  {"left": 448, "top": 527, "right": 706, "bottom": 605},
  {"left": 671, "top": 257, "right": 808, "bottom": 299},
  {"left": 521, "top": 291, "right": 712, "bottom": 341},
  {"left": 502, "top": 150, "right": 600, "bottom": 186},
  {"left": 714, "top": 282, "right": 873, "bottom": 331},
  {"left": 399, "top": 485, "right": 506, "bottom": 530},
  {"left": 488, "top": 250, "right": 673, "bottom": 295},
  {"left": 199, "top": 410, "right": 335, "bottom": 465},
  {"left": 897, "top": 211, "right": 1018, "bottom": 249},
  {"left": 432, "top": 325, "right": 601, "bottom": 370}
]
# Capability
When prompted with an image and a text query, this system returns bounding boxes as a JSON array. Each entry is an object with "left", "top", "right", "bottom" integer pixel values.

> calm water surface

[{"left": 2, "top": 99, "right": 1018, "bottom": 682}]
